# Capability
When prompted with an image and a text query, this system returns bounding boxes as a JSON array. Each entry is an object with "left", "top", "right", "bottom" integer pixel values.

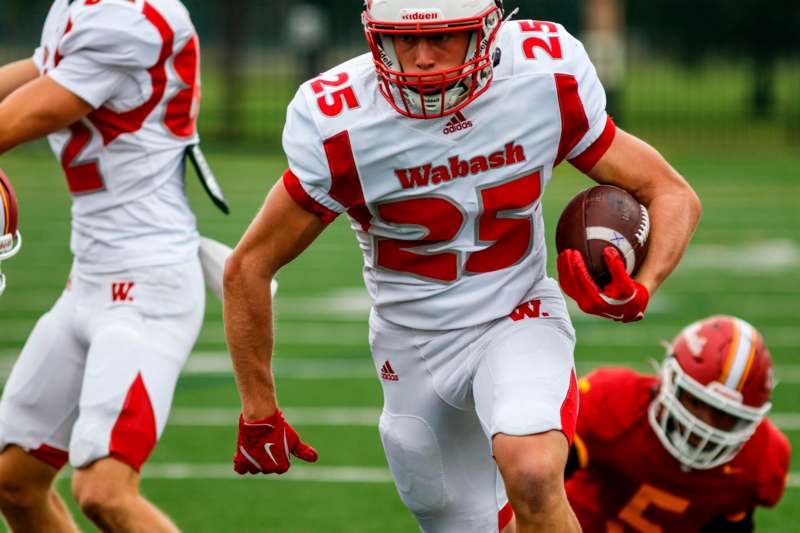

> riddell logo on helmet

[
  {"left": 400, "top": 9, "right": 442, "bottom": 21},
  {"left": 443, "top": 111, "right": 473, "bottom": 134}
]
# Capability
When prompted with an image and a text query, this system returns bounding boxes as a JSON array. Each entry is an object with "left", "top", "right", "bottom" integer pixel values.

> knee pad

[{"left": 379, "top": 411, "right": 447, "bottom": 517}]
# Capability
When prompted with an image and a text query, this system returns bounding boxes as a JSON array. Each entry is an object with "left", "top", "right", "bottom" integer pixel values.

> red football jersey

[{"left": 566, "top": 368, "right": 791, "bottom": 532}]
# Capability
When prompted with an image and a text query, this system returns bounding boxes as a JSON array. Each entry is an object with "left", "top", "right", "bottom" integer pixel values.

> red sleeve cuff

[
  {"left": 282, "top": 169, "right": 339, "bottom": 224},
  {"left": 569, "top": 116, "right": 617, "bottom": 173}
]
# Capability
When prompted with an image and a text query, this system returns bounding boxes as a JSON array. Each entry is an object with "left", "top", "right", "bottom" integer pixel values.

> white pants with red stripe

[
  {"left": 370, "top": 289, "right": 578, "bottom": 533},
  {"left": 0, "top": 257, "right": 204, "bottom": 471}
]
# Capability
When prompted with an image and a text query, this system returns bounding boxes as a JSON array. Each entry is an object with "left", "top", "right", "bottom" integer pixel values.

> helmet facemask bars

[{"left": 649, "top": 357, "right": 770, "bottom": 470}]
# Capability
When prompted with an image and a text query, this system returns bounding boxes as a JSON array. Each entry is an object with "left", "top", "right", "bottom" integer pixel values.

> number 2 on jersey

[
  {"left": 519, "top": 20, "right": 563, "bottom": 60},
  {"left": 376, "top": 170, "right": 542, "bottom": 282},
  {"left": 61, "top": 32, "right": 201, "bottom": 195},
  {"left": 62, "top": 123, "right": 105, "bottom": 194}
]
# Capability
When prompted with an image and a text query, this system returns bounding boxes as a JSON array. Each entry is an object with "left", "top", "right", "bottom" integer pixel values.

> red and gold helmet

[
  {"left": 649, "top": 316, "right": 773, "bottom": 470},
  {"left": 363, "top": 0, "right": 505, "bottom": 119},
  {"left": 0, "top": 169, "right": 22, "bottom": 296}
]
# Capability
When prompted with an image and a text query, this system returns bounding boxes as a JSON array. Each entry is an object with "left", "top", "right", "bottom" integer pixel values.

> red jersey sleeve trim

[
  {"left": 554, "top": 73, "right": 590, "bottom": 167},
  {"left": 569, "top": 116, "right": 617, "bottom": 173},
  {"left": 282, "top": 170, "right": 339, "bottom": 224}
]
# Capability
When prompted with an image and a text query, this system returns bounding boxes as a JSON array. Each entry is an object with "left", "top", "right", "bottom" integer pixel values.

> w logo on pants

[{"left": 111, "top": 282, "right": 135, "bottom": 302}]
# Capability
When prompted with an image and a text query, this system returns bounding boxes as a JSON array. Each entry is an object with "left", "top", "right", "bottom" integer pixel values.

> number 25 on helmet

[
  {"left": 0, "top": 169, "right": 22, "bottom": 296},
  {"left": 363, "top": 0, "right": 505, "bottom": 119}
]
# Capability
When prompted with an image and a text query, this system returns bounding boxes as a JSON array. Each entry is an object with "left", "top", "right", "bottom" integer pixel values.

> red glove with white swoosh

[
  {"left": 557, "top": 246, "right": 650, "bottom": 323},
  {"left": 233, "top": 410, "right": 318, "bottom": 475}
]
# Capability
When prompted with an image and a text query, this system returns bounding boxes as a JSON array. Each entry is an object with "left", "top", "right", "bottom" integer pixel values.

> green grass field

[{"left": 0, "top": 138, "right": 798, "bottom": 532}]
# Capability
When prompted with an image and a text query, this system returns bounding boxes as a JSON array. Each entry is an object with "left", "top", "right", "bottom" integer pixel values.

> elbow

[
  {"left": 684, "top": 182, "right": 702, "bottom": 228},
  {"left": 223, "top": 251, "right": 245, "bottom": 297},
  {"left": 223, "top": 248, "right": 276, "bottom": 298}
]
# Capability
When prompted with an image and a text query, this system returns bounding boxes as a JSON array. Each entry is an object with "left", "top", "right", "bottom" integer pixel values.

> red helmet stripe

[{"left": 735, "top": 327, "right": 759, "bottom": 392}]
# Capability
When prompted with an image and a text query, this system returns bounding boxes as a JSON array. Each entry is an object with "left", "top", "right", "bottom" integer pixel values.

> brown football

[{"left": 555, "top": 185, "right": 650, "bottom": 288}]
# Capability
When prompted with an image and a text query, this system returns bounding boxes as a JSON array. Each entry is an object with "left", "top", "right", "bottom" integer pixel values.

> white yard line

[
  {"left": 679, "top": 240, "right": 800, "bottom": 273},
  {"left": 170, "top": 407, "right": 380, "bottom": 427},
  {"left": 167, "top": 407, "right": 800, "bottom": 432},
  {"left": 209, "top": 322, "right": 800, "bottom": 348},
  {"left": 56, "top": 462, "right": 800, "bottom": 487},
  {"left": 56, "top": 464, "right": 394, "bottom": 483},
  {"left": 3, "top": 354, "right": 800, "bottom": 384}
]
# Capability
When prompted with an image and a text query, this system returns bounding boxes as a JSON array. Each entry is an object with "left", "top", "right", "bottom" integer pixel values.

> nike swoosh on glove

[
  {"left": 233, "top": 410, "right": 318, "bottom": 475},
  {"left": 557, "top": 246, "right": 650, "bottom": 323}
]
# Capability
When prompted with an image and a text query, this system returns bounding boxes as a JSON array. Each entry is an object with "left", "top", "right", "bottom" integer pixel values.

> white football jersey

[
  {"left": 32, "top": 0, "right": 201, "bottom": 273},
  {"left": 283, "top": 20, "right": 616, "bottom": 330}
]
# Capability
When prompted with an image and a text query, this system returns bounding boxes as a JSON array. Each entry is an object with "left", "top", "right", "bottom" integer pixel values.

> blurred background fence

[{"left": 2, "top": 0, "right": 799, "bottom": 151}]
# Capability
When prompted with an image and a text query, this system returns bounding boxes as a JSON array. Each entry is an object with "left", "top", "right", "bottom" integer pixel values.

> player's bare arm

[
  {"left": 224, "top": 181, "right": 326, "bottom": 420},
  {"left": 587, "top": 128, "right": 702, "bottom": 295},
  {"left": 224, "top": 181, "right": 322, "bottom": 474},
  {"left": 0, "top": 75, "right": 92, "bottom": 155},
  {"left": 0, "top": 59, "right": 39, "bottom": 102}
]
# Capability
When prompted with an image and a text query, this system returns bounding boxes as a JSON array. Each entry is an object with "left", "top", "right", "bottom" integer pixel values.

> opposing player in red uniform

[
  {"left": 224, "top": 0, "right": 700, "bottom": 531},
  {"left": 0, "top": 0, "right": 205, "bottom": 531},
  {"left": 566, "top": 315, "right": 791, "bottom": 532}
]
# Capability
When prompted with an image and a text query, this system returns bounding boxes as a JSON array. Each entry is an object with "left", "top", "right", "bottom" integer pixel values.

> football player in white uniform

[
  {"left": 0, "top": 1, "right": 203, "bottom": 532},
  {"left": 224, "top": 1, "right": 701, "bottom": 532}
]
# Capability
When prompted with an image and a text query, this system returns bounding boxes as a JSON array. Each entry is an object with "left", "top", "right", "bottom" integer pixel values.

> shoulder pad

[
  {"left": 296, "top": 53, "right": 377, "bottom": 139},
  {"left": 63, "top": 0, "right": 164, "bottom": 69},
  {"left": 496, "top": 19, "right": 588, "bottom": 79},
  {"left": 577, "top": 368, "right": 657, "bottom": 441},
  {"left": 751, "top": 418, "right": 791, "bottom": 507}
]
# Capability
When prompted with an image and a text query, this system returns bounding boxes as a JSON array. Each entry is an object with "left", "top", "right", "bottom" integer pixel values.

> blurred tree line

[{"left": 2, "top": 0, "right": 798, "bottom": 140}]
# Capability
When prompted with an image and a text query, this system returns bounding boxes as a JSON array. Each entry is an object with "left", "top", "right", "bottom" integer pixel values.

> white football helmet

[
  {"left": 0, "top": 169, "right": 21, "bottom": 296},
  {"left": 363, "top": 0, "right": 505, "bottom": 119},
  {"left": 649, "top": 316, "right": 773, "bottom": 470}
]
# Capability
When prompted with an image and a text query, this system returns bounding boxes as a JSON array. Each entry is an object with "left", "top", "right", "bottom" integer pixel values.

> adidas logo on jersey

[
  {"left": 394, "top": 142, "right": 527, "bottom": 190},
  {"left": 380, "top": 361, "right": 399, "bottom": 381},
  {"left": 443, "top": 111, "right": 473, "bottom": 135}
]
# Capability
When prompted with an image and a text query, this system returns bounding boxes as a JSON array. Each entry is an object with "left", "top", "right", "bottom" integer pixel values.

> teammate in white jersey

[
  {"left": 0, "top": 1, "right": 203, "bottom": 531},
  {"left": 224, "top": 1, "right": 701, "bottom": 531}
]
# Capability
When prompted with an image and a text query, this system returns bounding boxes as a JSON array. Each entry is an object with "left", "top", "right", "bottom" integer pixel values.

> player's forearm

[
  {"left": 588, "top": 129, "right": 702, "bottom": 295},
  {"left": 634, "top": 180, "right": 701, "bottom": 294},
  {"left": 0, "top": 59, "right": 39, "bottom": 103},
  {"left": 0, "top": 75, "right": 92, "bottom": 155},
  {"left": 223, "top": 256, "right": 279, "bottom": 421}
]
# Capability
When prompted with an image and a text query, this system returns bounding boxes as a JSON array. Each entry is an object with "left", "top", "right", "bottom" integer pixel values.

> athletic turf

[{"left": 0, "top": 140, "right": 798, "bottom": 531}]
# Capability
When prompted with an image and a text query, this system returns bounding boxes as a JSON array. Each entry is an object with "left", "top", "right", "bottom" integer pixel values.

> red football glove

[
  {"left": 557, "top": 246, "right": 649, "bottom": 323},
  {"left": 233, "top": 410, "right": 318, "bottom": 475}
]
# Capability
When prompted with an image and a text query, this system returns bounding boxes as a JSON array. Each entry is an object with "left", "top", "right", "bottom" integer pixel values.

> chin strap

[{"left": 503, "top": 6, "right": 519, "bottom": 24}]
